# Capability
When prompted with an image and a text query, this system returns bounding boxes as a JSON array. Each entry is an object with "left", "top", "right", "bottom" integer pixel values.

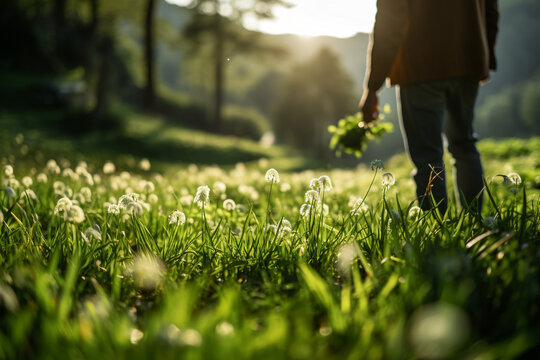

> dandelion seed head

[
  {"left": 507, "top": 172, "right": 521, "bottom": 185},
  {"left": 129, "top": 252, "right": 165, "bottom": 290},
  {"left": 318, "top": 175, "right": 332, "bottom": 191},
  {"left": 304, "top": 190, "right": 319, "bottom": 203},
  {"left": 46, "top": 159, "right": 61, "bottom": 174},
  {"left": 4, "top": 165, "right": 14, "bottom": 177},
  {"left": 351, "top": 197, "right": 368, "bottom": 215},
  {"left": 103, "top": 162, "right": 116, "bottom": 174},
  {"left": 148, "top": 194, "right": 159, "bottom": 204},
  {"left": 139, "top": 158, "right": 151, "bottom": 171},
  {"left": 216, "top": 321, "right": 234, "bottom": 336},
  {"left": 280, "top": 183, "right": 291, "bottom": 192},
  {"left": 22, "top": 176, "right": 32, "bottom": 187},
  {"left": 370, "top": 159, "right": 384, "bottom": 171},
  {"left": 213, "top": 181, "right": 227, "bottom": 194},
  {"left": 309, "top": 178, "right": 320, "bottom": 189},
  {"left": 108, "top": 204, "right": 120, "bottom": 215},
  {"left": 126, "top": 201, "right": 143, "bottom": 216},
  {"left": 382, "top": 172, "right": 395, "bottom": 189},
  {"left": 300, "top": 204, "right": 312, "bottom": 217},
  {"left": 168, "top": 210, "right": 186, "bottom": 226},
  {"left": 265, "top": 168, "right": 280, "bottom": 184},
  {"left": 130, "top": 328, "right": 144, "bottom": 344},
  {"left": 85, "top": 227, "right": 102, "bottom": 241},
  {"left": 37, "top": 173, "right": 48, "bottom": 183},
  {"left": 223, "top": 199, "right": 236, "bottom": 211},
  {"left": 194, "top": 185, "right": 210, "bottom": 208}
]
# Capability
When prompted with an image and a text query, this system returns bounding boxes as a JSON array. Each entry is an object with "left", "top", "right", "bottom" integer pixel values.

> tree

[
  {"left": 144, "top": 0, "right": 157, "bottom": 108},
  {"left": 273, "top": 47, "right": 356, "bottom": 158},
  {"left": 181, "top": 0, "right": 291, "bottom": 131}
]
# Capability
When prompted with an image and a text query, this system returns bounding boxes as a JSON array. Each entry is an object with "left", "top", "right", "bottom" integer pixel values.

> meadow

[{"left": 1, "top": 135, "right": 539, "bottom": 359}]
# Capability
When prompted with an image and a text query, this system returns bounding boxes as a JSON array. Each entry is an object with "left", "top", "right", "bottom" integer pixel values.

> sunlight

[{"left": 167, "top": 0, "right": 377, "bottom": 38}]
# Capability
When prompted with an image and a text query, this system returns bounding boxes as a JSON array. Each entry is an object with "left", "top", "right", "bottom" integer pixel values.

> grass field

[{"left": 1, "top": 130, "right": 539, "bottom": 359}]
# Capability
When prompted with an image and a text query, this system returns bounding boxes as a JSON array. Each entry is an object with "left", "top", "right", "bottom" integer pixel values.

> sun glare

[{"left": 167, "top": 0, "right": 376, "bottom": 38}]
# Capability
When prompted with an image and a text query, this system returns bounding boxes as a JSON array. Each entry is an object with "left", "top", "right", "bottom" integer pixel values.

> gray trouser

[{"left": 397, "top": 77, "right": 484, "bottom": 214}]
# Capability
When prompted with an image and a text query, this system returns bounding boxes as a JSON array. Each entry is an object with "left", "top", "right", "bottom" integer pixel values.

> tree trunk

[
  {"left": 89, "top": 0, "right": 98, "bottom": 36},
  {"left": 213, "top": 15, "right": 224, "bottom": 131},
  {"left": 144, "top": 0, "right": 156, "bottom": 108}
]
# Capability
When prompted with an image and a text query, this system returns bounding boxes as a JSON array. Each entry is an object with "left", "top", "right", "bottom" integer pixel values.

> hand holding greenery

[{"left": 328, "top": 112, "right": 393, "bottom": 157}]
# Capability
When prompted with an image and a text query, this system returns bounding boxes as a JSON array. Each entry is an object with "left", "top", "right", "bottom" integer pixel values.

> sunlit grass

[{"left": 0, "top": 137, "right": 539, "bottom": 359}]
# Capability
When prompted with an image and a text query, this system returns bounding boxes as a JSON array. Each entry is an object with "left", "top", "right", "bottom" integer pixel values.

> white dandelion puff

[
  {"left": 317, "top": 175, "right": 332, "bottom": 191},
  {"left": 168, "top": 210, "right": 186, "bottom": 226},
  {"left": 300, "top": 204, "right": 312, "bottom": 217},
  {"left": 265, "top": 168, "right": 280, "bottom": 184},
  {"left": 194, "top": 185, "right": 210, "bottom": 208},
  {"left": 382, "top": 172, "right": 395, "bottom": 189},
  {"left": 309, "top": 178, "right": 320, "bottom": 190},
  {"left": 304, "top": 190, "right": 319, "bottom": 203},
  {"left": 108, "top": 204, "right": 121, "bottom": 215},
  {"left": 223, "top": 199, "right": 236, "bottom": 211}
]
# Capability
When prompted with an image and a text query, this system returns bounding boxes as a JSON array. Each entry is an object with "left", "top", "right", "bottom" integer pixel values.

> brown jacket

[{"left": 366, "top": 0, "right": 499, "bottom": 91}]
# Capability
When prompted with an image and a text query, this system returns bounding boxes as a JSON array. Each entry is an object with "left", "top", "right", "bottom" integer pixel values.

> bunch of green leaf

[{"left": 328, "top": 112, "right": 394, "bottom": 157}]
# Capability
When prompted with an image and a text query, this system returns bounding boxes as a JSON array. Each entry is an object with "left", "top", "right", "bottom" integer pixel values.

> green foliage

[
  {"left": 328, "top": 113, "right": 394, "bottom": 157},
  {"left": 223, "top": 106, "right": 270, "bottom": 140},
  {"left": 0, "top": 135, "right": 539, "bottom": 358}
]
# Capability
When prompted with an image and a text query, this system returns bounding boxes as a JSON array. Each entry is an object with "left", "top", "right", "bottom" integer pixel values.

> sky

[{"left": 166, "top": 0, "right": 377, "bottom": 38}]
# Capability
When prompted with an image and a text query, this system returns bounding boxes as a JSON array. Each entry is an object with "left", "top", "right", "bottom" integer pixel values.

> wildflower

[
  {"left": 280, "top": 183, "right": 291, "bottom": 192},
  {"left": 194, "top": 185, "right": 210, "bottom": 208},
  {"left": 118, "top": 193, "right": 140, "bottom": 209},
  {"left": 265, "top": 168, "right": 280, "bottom": 184},
  {"left": 223, "top": 199, "right": 236, "bottom": 211},
  {"left": 130, "top": 328, "right": 144, "bottom": 344},
  {"left": 37, "top": 173, "right": 48, "bottom": 183},
  {"left": 180, "top": 195, "right": 194, "bottom": 206},
  {"left": 351, "top": 197, "right": 368, "bottom": 215},
  {"left": 108, "top": 204, "right": 120, "bottom": 215},
  {"left": 309, "top": 178, "right": 320, "bottom": 189},
  {"left": 148, "top": 194, "right": 159, "bottom": 204},
  {"left": 128, "top": 252, "right": 165, "bottom": 290},
  {"left": 216, "top": 321, "right": 234, "bottom": 336},
  {"left": 68, "top": 205, "right": 85, "bottom": 223},
  {"left": 80, "top": 187, "right": 92, "bottom": 202},
  {"left": 168, "top": 210, "right": 186, "bottom": 226},
  {"left": 139, "top": 158, "right": 151, "bottom": 171},
  {"left": 46, "top": 159, "right": 61, "bottom": 174},
  {"left": 54, "top": 197, "right": 73, "bottom": 215},
  {"left": 139, "top": 180, "right": 155, "bottom": 193},
  {"left": 382, "top": 172, "right": 395, "bottom": 189},
  {"left": 22, "top": 176, "right": 32, "bottom": 187},
  {"left": 3, "top": 165, "right": 14, "bottom": 177},
  {"left": 126, "top": 201, "right": 144, "bottom": 216},
  {"left": 213, "top": 181, "right": 227, "bottom": 195},
  {"left": 370, "top": 159, "right": 384, "bottom": 171},
  {"left": 103, "top": 162, "right": 116, "bottom": 174},
  {"left": 180, "top": 329, "right": 202, "bottom": 347},
  {"left": 320, "top": 203, "right": 330, "bottom": 216},
  {"left": 21, "top": 189, "right": 37, "bottom": 202},
  {"left": 300, "top": 204, "right": 312, "bottom": 217},
  {"left": 507, "top": 172, "right": 522, "bottom": 185},
  {"left": 304, "top": 190, "right": 319, "bottom": 203},
  {"left": 318, "top": 175, "right": 332, "bottom": 191}
]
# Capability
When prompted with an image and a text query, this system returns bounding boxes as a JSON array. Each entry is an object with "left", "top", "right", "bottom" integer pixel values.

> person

[{"left": 360, "top": 0, "right": 499, "bottom": 215}]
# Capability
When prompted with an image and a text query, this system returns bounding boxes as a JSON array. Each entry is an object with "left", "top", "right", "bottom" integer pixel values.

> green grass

[{"left": 0, "top": 135, "right": 539, "bottom": 359}]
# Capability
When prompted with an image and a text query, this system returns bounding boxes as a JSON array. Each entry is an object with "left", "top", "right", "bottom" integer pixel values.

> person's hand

[{"left": 359, "top": 90, "right": 379, "bottom": 123}]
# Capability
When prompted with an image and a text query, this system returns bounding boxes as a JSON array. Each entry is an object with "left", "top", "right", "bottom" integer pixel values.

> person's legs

[
  {"left": 444, "top": 77, "right": 484, "bottom": 211},
  {"left": 398, "top": 81, "right": 448, "bottom": 214}
]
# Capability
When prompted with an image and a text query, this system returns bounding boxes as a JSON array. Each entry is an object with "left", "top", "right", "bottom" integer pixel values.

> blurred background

[{"left": 1, "top": 0, "right": 539, "bottom": 170}]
